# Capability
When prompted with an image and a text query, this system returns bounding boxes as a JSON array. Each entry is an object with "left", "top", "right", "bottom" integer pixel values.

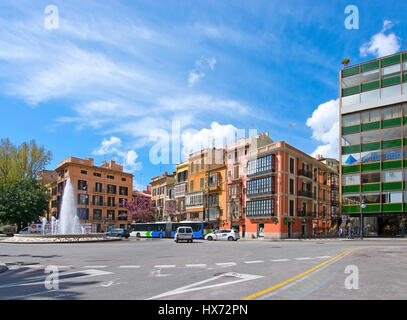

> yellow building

[
  {"left": 150, "top": 172, "right": 176, "bottom": 221},
  {"left": 174, "top": 161, "right": 188, "bottom": 221},
  {"left": 44, "top": 157, "right": 133, "bottom": 232}
]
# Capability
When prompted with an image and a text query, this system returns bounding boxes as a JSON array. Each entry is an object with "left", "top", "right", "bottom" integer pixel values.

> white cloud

[
  {"left": 306, "top": 99, "right": 339, "bottom": 159},
  {"left": 93, "top": 136, "right": 142, "bottom": 172},
  {"left": 188, "top": 57, "right": 216, "bottom": 87},
  {"left": 181, "top": 122, "right": 242, "bottom": 158},
  {"left": 360, "top": 20, "right": 401, "bottom": 58}
]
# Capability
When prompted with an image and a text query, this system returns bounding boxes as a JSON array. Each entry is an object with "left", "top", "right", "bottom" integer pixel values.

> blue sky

[{"left": 0, "top": 0, "right": 406, "bottom": 189}]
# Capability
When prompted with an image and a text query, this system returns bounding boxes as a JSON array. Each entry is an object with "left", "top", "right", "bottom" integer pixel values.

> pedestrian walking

[
  {"left": 348, "top": 225, "right": 353, "bottom": 239},
  {"left": 338, "top": 226, "right": 343, "bottom": 238}
]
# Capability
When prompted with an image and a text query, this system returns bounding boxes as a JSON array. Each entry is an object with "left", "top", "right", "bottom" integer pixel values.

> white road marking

[
  {"left": 316, "top": 256, "right": 331, "bottom": 259},
  {"left": 244, "top": 260, "right": 264, "bottom": 264},
  {"left": 295, "top": 257, "right": 312, "bottom": 260},
  {"left": 22, "top": 265, "right": 45, "bottom": 269},
  {"left": 154, "top": 265, "right": 176, "bottom": 268},
  {"left": 216, "top": 262, "right": 236, "bottom": 267},
  {"left": 185, "top": 264, "right": 207, "bottom": 268},
  {"left": 147, "top": 272, "right": 263, "bottom": 300},
  {"left": 149, "top": 269, "right": 171, "bottom": 277},
  {"left": 118, "top": 265, "right": 141, "bottom": 268},
  {"left": 272, "top": 259, "right": 290, "bottom": 262}
]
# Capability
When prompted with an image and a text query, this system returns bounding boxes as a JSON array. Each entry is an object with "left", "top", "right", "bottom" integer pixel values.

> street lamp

[{"left": 360, "top": 198, "right": 366, "bottom": 240}]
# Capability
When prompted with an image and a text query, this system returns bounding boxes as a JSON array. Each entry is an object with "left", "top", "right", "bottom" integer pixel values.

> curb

[{"left": 0, "top": 262, "right": 8, "bottom": 273}]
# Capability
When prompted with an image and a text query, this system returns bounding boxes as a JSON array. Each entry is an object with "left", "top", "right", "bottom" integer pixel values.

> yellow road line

[{"left": 242, "top": 248, "right": 357, "bottom": 300}]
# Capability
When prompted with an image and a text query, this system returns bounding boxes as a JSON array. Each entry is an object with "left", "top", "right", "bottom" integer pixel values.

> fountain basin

[{"left": 1, "top": 233, "right": 122, "bottom": 244}]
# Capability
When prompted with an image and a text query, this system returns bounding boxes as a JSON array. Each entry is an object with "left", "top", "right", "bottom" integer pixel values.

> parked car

[
  {"left": 18, "top": 224, "right": 42, "bottom": 234},
  {"left": 205, "top": 229, "right": 240, "bottom": 241},
  {"left": 174, "top": 226, "right": 193, "bottom": 243},
  {"left": 105, "top": 228, "right": 130, "bottom": 238}
]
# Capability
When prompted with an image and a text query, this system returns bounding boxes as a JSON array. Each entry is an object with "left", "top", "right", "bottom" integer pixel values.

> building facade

[
  {"left": 244, "top": 141, "right": 339, "bottom": 239},
  {"left": 150, "top": 172, "right": 175, "bottom": 221},
  {"left": 340, "top": 50, "right": 407, "bottom": 236},
  {"left": 47, "top": 157, "right": 133, "bottom": 232},
  {"left": 174, "top": 161, "right": 188, "bottom": 221}
]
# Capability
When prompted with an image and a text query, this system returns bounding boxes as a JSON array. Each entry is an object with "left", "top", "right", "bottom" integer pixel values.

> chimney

[{"left": 164, "top": 171, "right": 168, "bottom": 177}]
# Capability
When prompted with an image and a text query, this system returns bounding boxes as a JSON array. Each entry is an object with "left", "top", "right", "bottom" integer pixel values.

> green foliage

[
  {"left": 0, "top": 179, "right": 50, "bottom": 230},
  {"left": 341, "top": 58, "right": 351, "bottom": 67},
  {"left": 0, "top": 138, "right": 52, "bottom": 182}
]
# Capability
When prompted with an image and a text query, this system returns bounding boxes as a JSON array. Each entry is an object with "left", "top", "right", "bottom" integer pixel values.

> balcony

[
  {"left": 174, "top": 182, "right": 187, "bottom": 198},
  {"left": 185, "top": 191, "right": 205, "bottom": 209},
  {"left": 297, "top": 210, "right": 316, "bottom": 218},
  {"left": 298, "top": 190, "right": 314, "bottom": 199},
  {"left": 298, "top": 169, "right": 313, "bottom": 179}
]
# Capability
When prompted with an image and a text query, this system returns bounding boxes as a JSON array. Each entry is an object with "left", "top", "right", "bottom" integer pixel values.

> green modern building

[{"left": 340, "top": 50, "right": 407, "bottom": 237}]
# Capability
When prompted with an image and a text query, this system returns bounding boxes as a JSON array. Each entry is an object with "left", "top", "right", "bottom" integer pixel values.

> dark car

[{"left": 106, "top": 228, "right": 130, "bottom": 238}]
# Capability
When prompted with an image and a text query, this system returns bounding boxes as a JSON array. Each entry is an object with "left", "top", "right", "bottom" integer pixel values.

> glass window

[
  {"left": 361, "top": 151, "right": 381, "bottom": 163},
  {"left": 342, "top": 74, "right": 360, "bottom": 88},
  {"left": 362, "top": 69, "right": 379, "bottom": 83},
  {"left": 403, "top": 62, "right": 407, "bottom": 71},
  {"left": 342, "top": 174, "right": 360, "bottom": 185},
  {"left": 342, "top": 153, "right": 361, "bottom": 165},
  {"left": 382, "top": 191, "right": 402, "bottom": 203},
  {"left": 362, "top": 193, "right": 380, "bottom": 204},
  {"left": 361, "top": 89, "right": 379, "bottom": 105},
  {"left": 342, "top": 113, "right": 360, "bottom": 127},
  {"left": 342, "top": 94, "right": 360, "bottom": 111},
  {"left": 382, "top": 148, "right": 402, "bottom": 161},
  {"left": 381, "top": 85, "right": 402, "bottom": 100},
  {"left": 343, "top": 194, "right": 360, "bottom": 205},
  {"left": 342, "top": 133, "right": 360, "bottom": 146},
  {"left": 382, "top": 64, "right": 401, "bottom": 78},
  {"left": 381, "top": 127, "right": 401, "bottom": 140},
  {"left": 361, "top": 109, "right": 380, "bottom": 123},
  {"left": 361, "top": 172, "right": 380, "bottom": 183},
  {"left": 403, "top": 83, "right": 407, "bottom": 96},
  {"left": 360, "top": 130, "right": 379, "bottom": 143},
  {"left": 382, "top": 170, "right": 402, "bottom": 182}
]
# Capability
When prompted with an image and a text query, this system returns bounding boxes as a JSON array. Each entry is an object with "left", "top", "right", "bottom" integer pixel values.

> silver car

[
  {"left": 205, "top": 229, "right": 240, "bottom": 241},
  {"left": 174, "top": 226, "right": 194, "bottom": 243}
]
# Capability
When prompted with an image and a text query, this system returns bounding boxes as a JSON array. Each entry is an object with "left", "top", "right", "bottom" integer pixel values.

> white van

[{"left": 174, "top": 226, "right": 193, "bottom": 243}]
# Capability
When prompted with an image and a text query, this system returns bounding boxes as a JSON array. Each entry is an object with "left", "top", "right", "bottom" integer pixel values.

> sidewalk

[{"left": 239, "top": 237, "right": 407, "bottom": 242}]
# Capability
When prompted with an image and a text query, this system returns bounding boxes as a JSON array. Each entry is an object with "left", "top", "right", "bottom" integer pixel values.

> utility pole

[{"left": 360, "top": 198, "right": 366, "bottom": 240}]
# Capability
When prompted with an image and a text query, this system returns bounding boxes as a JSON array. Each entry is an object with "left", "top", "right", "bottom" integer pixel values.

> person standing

[
  {"left": 348, "top": 225, "right": 353, "bottom": 239},
  {"left": 339, "top": 226, "right": 343, "bottom": 238}
]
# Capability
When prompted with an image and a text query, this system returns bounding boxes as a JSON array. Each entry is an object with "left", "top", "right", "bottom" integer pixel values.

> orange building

[
  {"left": 46, "top": 157, "right": 133, "bottom": 232},
  {"left": 244, "top": 141, "right": 339, "bottom": 239}
]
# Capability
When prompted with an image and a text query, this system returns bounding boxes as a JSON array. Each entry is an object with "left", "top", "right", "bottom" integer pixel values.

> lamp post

[
  {"left": 360, "top": 198, "right": 366, "bottom": 240},
  {"left": 83, "top": 186, "right": 88, "bottom": 225}
]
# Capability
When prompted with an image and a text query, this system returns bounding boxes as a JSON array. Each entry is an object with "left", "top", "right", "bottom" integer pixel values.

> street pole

[{"left": 360, "top": 198, "right": 366, "bottom": 240}]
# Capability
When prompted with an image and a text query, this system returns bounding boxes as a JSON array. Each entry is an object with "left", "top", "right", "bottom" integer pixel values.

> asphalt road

[{"left": 1, "top": 238, "right": 407, "bottom": 300}]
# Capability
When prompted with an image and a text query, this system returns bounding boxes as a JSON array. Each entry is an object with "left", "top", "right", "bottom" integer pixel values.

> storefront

[{"left": 348, "top": 213, "right": 407, "bottom": 237}]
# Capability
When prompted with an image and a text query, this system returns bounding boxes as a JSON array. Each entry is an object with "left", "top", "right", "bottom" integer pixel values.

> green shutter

[
  {"left": 342, "top": 145, "right": 360, "bottom": 154},
  {"left": 382, "top": 118, "right": 401, "bottom": 128},
  {"left": 362, "top": 204, "right": 380, "bottom": 213},
  {"left": 381, "top": 54, "right": 401, "bottom": 67},
  {"left": 343, "top": 205, "right": 360, "bottom": 213},
  {"left": 343, "top": 185, "right": 360, "bottom": 193},
  {"left": 362, "top": 162, "right": 380, "bottom": 172},
  {"left": 382, "top": 181, "right": 402, "bottom": 191},
  {"left": 382, "top": 75, "right": 401, "bottom": 87},
  {"left": 342, "top": 86, "right": 361, "bottom": 97},
  {"left": 383, "top": 203, "right": 402, "bottom": 212},
  {"left": 361, "top": 121, "right": 380, "bottom": 131},
  {"left": 342, "top": 66, "right": 360, "bottom": 78},
  {"left": 403, "top": 73, "right": 407, "bottom": 83},
  {"left": 404, "top": 138, "right": 407, "bottom": 146},
  {"left": 382, "top": 160, "right": 402, "bottom": 170},
  {"left": 342, "top": 165, "right": 360, "bottom": 174},
  {"left": 403, "top": 118, "right": 407, "bottom": 125},
  {"left": 361, "top": 183, "right": 380, "bottom": 192},
  {"left": 403, "top": 53, "right": 407, "bottom": 61},
  {"left": 361, "top": 60, "right": 379, "bottom": 72},
  {"left": 361, "top": 142, "right": 380, "bottom": 151},
  {"left": 342, "top": 125, "right": 360, "bottom": 135},
  {"left": 361, "top": 80, "right": 380, "bottom": 92},
  {"left": 382, "top": 139, "right": 402, "bottom": 149}
]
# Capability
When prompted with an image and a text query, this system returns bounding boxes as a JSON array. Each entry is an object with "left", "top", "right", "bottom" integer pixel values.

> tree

[
  {"left": 164, "top": 200, "right": 177, "bottom": 221},
  {"left": 0, "top": 138, "right": 52, "bottom": 182},
  {"left": 0, "top": 179, "right": 50, "bottom": 231},
  {"left": 124, "top": 197, "right": 156, "bottom": 223}
]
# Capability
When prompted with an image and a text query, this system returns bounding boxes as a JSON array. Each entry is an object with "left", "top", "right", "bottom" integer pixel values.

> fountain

[{"left": 2, "top": 178, "right": 122, "bottom": 243}]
